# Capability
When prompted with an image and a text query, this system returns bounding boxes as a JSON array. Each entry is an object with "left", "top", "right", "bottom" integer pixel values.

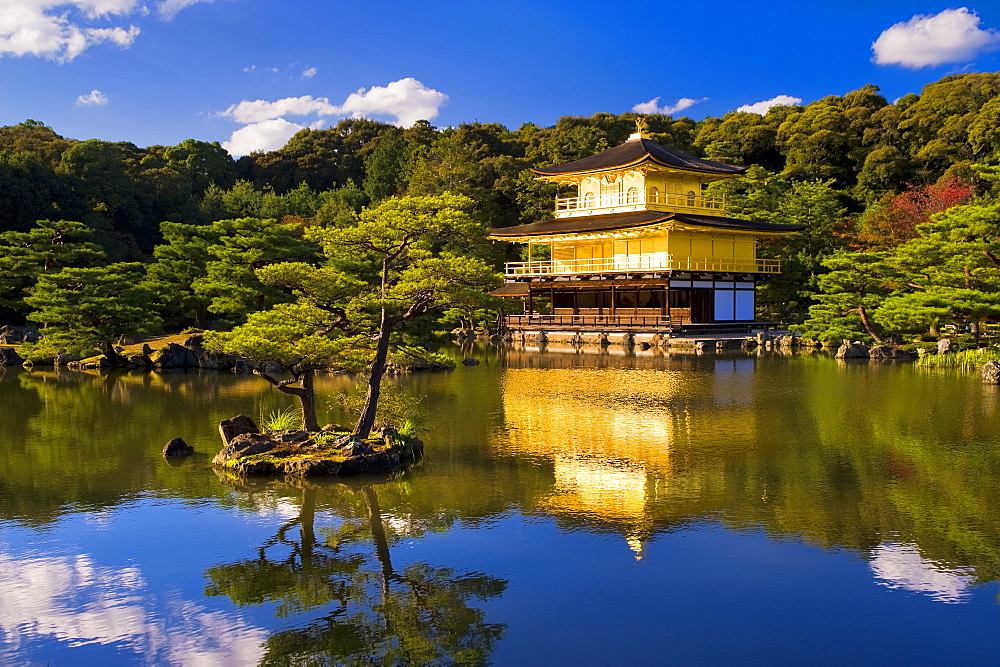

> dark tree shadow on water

[{"left": 205, "top": 480, "right": 507, "bottom": 665}]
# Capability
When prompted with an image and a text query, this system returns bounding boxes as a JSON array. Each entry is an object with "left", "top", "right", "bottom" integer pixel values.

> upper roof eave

[
  {"left": 529, "top": 138, "right": 747, "bottom": 178},
  {"left": 490, "top": 211, "right": 805, "bottom": 239}
]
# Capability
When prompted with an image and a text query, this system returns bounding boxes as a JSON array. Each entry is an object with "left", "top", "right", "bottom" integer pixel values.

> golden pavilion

[{"left": 490, "top": 120, "right": 803, "bottom": 333}]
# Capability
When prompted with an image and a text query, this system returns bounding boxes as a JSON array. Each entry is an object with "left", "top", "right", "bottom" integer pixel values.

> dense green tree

[
  {"left": 208, "top": 194, "right": 500, "bottom": 434},
  {"left": 0, "top": 152, "right": 81, "bottom": 232},
  {"left": 797, "top": 251, "right": 895, "bottom": 342},
  {"left": 882, "top": 203, "right": 1000, "bottom": 336},
  {"left": 204, "top": 265, "right": 365, "bottom": 430},
  {"left": 194, "top": 217, "right": 319, "bottom": 322},
  {"left": 0, "top": 219, "right": 104, "bottom": 319},
  {"left": 57, "top": 140, "right": 141, "bottom": 228},
  {"left": 24, "top": 263, "right": 159, "bottom": 364},
  {"left": 142, "top": 221, "right": 222, "bottom": 327},
  {"left": 0, "top": 120, "right": 72, "bottom": 169},
  {"left": 694, "top": 109, "right": 788, "bottom": 169},
  {"left": 162, "top": 139, "right": 235, "bottom": 195},
  {"left": 362, "top": 128, "right": 409, "bottom": 202},
  {"left": 898, "top": 73, "right": 1000, "bottom": 179},
  {"left": 313, "top": 193, "right": 501, "bottom": 437}
]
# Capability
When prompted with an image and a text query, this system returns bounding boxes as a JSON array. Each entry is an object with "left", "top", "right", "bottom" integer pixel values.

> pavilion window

[
  {"left": 649, "top": 186, "right": 659, "bottom": 203},
  {"left": 686, "top": 190, "right": 696, "bottom": 207},
  {"left": 637, "top": 290, "right": 663, "bottom": 309},
  {"left": 552, "top": 292, "right": 575, "bottom": 309},
  {"left": 615, "top": 290, "right": 637, "bottom": 309},
  {"left": 626, "top": 187, "right": 639, "bottom": 203}
]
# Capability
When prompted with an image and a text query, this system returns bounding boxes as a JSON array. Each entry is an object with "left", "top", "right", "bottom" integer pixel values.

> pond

[{"left": 2, "top": 346, "right": 1000, "bottom": 664}]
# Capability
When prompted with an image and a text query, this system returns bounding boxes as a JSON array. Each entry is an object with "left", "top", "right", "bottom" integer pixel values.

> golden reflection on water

[{"left": 494, "top": 363, "right": 760, "bottom": 556}]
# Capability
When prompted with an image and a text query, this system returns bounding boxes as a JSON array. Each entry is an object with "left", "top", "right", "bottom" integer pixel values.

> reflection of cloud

[
  {"left": 870, "top": 542, "right": 976, "bottom": 604},
  {"left": 0, "top": 551, "right": 267, "bottom": 663}
]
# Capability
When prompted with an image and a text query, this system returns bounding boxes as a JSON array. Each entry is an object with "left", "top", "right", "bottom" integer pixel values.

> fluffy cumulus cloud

[
  {"left": 872, "top": 7, "right": 1000, "bottom": 68},
  {"left": 76, "top": 88, "right": 108, "bottom": 105},
  {"left": 631, "top": 96, "right": 707, "bottom": 115},
  {"left": 0, "top": 0, "right": 214, "bottom": 61},
  {"left": 222, "top": 118, "right": 308, "bottom": 156},
  {"left": 219, "top": 77, "right": 449, "bottom": 156},
  {"left": 736, "top": 94, "right": 803, "bottom": 115}
]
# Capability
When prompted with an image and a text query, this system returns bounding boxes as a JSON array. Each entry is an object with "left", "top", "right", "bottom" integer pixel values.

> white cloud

[
  {"left": 221, "top": 95, "right": 339, "bottom": 124},
  {"left": 76, "top": 88, "right": 108, "bottom": 105},
  {"left": 736, "top": 94, "right": 803, "bottom": 115},
  {"left": 222, "top": 118, "right": 306, "bottom": 156},
  {"left": 157, "top": 0, "right": 215, "bottom": 20},
  {"left": 302, "top": 66, "right": 317, "bottom": 79},
  {"left": 872, "top": 7, "right": 1000, "bottom": 68},
  {"left": 219, "top": 77, "right": 449, "bottom": 156},
  {"left": 0, "top": 0, "right": 211, "bottom": 60},
  {"left": 631, "top": 96, "right": 707, "bottom": 115},
  {"left": 338, "top": 78, "right": 448, "bottom": 126}
]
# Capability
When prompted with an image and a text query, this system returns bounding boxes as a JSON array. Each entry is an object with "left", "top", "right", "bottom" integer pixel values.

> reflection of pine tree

[{"left": 205, "top": 484, "right": 506, "bottom": 665}]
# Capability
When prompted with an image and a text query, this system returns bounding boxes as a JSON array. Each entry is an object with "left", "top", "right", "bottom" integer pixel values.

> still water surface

[{"left": 2, "top": 347, "right": 1000, "bottom": 664}]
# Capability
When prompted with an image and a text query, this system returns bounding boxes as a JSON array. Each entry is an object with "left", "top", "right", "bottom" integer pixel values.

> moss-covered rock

[{"left": 212, "top": 424, "right": 422, "bottom": 477}]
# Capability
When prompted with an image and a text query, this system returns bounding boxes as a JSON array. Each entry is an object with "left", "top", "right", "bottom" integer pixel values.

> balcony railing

[
  {"left": 506, "top": 314, "right": 673, "bottom": 330},
  {"left": 505, "top": 255, "right": 781, "bottom": 277},
  {"left": 554, "top": 191, "right": 725, "bottom": 215}
]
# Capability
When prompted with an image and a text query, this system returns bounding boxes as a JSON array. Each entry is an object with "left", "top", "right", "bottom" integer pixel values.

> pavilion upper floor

[
  {"left": 531, "top": 133, "right": 748, "bottom": 219},
  {"left": 490, "top": 211, "right": 804, "bottom": 279}
]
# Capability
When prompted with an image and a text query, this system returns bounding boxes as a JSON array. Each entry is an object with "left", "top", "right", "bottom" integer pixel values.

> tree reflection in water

[{"left": 204, "top": 480, "right": 506, "bottom": 665}]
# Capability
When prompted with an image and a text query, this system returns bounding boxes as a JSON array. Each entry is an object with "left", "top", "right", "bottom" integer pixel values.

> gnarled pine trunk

[{"left": 353, "top": 309, "right": 392, "bottom": 439}]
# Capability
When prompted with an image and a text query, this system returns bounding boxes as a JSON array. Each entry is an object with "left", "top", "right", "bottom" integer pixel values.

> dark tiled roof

[
  {"left": 490, "top": 211, "right": 805, "bottom": 238},
  {"left": 674, "top": 213, "right": 806, "bottom": 233},
  {"left": 531, "top": 138, "right": 747, "bottom": 176}
]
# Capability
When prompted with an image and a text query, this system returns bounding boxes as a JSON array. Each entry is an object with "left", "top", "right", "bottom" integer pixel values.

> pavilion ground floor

[{"left": 496, "top": 273, "right": 773, "bottom": 334}]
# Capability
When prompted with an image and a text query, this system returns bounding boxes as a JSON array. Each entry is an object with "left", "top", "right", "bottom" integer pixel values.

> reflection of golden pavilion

[{"left": 495, "top": 365, "right": 758, "bottom": 558}]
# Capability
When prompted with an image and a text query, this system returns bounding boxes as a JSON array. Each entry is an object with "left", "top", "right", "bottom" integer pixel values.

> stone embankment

[
  {"left": 212, "top": 415, "right": 423, "bottom": 477},
  {"left": 15, "top": 334, "right": 261, "bottom": 371},
  {"left": 834, "top": 340, "right": 915, "bottom": 360}
]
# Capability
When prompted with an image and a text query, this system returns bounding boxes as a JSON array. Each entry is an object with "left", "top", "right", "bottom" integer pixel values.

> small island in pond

[{"left": 213, "top": 415, "right": 423, "bottom": 477}]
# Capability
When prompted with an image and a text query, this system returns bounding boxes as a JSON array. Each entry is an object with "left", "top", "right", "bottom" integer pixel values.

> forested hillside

[{"left": 4, "top": 72, "right": 1000, "bottom": 344}]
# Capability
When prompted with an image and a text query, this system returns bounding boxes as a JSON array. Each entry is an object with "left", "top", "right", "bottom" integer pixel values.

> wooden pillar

[
  {"left": 610, "top": 285, "right": 616, "bottom": 315},
  {"left": 528, "top": 288, "right": 534, "bottom": 315}
]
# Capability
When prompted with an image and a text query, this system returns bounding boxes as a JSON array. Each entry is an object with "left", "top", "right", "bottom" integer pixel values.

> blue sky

[{"left": 2, "top": 0, "right": 1000, "bottom": 155}]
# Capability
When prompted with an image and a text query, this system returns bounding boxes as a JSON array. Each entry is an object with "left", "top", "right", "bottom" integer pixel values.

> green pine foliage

[{"left": 23, "top": 262, "right": 160, "bottom": 363}]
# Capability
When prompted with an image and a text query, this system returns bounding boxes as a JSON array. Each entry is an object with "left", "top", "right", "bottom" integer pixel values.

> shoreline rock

[
  {"left": 0, "top": 346, "right": 22, "bottom": 366},
  {"left": 163, "top": 437, "right": 194, "bottom": 456}
]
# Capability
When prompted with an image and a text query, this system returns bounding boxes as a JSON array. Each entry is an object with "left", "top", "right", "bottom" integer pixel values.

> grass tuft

[
  {"left": 916, "top": 347, "right": 1000, "bottom": 371},
  {"left": 260, "top": 405, "right": 300, "bottom": 431}
]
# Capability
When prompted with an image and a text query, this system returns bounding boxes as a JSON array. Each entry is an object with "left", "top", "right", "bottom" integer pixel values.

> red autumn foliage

[{"left": 858, "top": 175, "right": 976, "bottom": 249}]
